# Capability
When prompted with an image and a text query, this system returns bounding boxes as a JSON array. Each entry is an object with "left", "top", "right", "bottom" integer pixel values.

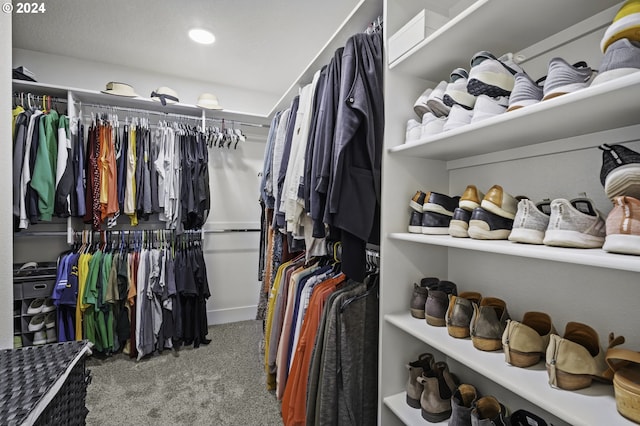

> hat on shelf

[
  {"left": 101, "top": 82, "right": 139, "bottom": 97},
  {"left": 151, "top": 86, "right": 180, "bottom": 106},
  {"left": 13, "top": 66, "right": 36, "bottom": 82},
  {"left": 197, "top": 93, "right": 223, "bottom": 110}
]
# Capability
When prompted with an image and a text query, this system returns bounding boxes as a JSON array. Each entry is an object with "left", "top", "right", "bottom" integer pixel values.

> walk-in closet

[{"left": 3, "top": 0, "right": 640, "bottom": 425}]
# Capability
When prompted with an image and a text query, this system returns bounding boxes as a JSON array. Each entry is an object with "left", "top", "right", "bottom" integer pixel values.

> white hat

[
  {"left": 151, "top": 87, "right": 179, "bottom": 106},
  {"left": 101, "top": 82, "right": 139, "bottom": 97},
  {"left": 197, "top": 93, "right": 223, "bottom": 110}
]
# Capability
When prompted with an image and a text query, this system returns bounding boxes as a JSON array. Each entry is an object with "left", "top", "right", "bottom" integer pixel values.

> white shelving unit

[{"left": 380, "top": 1, "right": 639, "bottom": 425}]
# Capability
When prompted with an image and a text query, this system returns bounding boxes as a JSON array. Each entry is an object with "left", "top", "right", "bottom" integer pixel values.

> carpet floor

[{"left": 84, "top": 320, "right": 283, "bottom": 425}]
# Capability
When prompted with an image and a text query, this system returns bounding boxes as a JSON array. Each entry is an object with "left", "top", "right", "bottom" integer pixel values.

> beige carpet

[{"left": 84, "top": 320, "right": 282, "bottom": 425}]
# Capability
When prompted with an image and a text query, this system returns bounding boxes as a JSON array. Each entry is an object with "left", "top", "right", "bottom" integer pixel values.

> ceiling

[{"left": 12, "top": 0, "right": 361, "bottom": 98}]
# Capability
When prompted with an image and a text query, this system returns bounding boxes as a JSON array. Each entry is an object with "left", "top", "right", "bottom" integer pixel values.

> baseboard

[{"left": 207, "top": 305, "right": 257, "bottom": 325}]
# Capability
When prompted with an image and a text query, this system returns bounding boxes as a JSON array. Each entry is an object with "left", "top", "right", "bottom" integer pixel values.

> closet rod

[
  {"left": 203, "top": 229, "right": 261, "bottom": 233},
  {"left": 75, "top": 100, "right": 265, "bottom": 128}
]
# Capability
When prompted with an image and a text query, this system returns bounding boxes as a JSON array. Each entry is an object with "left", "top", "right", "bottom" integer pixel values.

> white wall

[
  {"left": 1, "top": 12, "right": 13, "bottom": 349},
  {"left": 13, "top": 48, "right": 279, "bottom": 116}
]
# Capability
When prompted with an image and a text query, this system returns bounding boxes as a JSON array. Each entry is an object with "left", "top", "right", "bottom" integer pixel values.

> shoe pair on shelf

[
  {"left": 408, "top": 190, "right": 460, "bottom": 235},
  {"left": 446, "top": 292, "right": 509, "bottom": 352},
  {"left": 409, "top": 276, "right": 458, "bottom": 326},
  {"left": 509, "top": 196, "right": 607, "bottom": 248},
  {"left": 405, "top": 353, "right": 458, "bottom": 422},
  {"left": 452, "top": 185, "right": 519, "bottom": 240}
]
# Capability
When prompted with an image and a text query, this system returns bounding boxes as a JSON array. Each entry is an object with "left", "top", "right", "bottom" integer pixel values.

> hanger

[{"left": 340, "top": 273, "right": 379, "bottom": 312}]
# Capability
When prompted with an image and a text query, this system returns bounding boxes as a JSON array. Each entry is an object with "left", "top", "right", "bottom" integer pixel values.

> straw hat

[
  {"left": 151, "top": 87, "right": 180, "bottom": 106},
  {"left": 101, "top": 82, "right": 139, "bottom": 97},
  {"left": 197, "top": 93, "right": 223, "bottom": 110}
]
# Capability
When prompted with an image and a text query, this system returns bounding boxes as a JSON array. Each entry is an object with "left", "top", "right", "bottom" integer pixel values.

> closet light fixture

[{"left": 189, "top": 28, "right": 216, "bottom": 45}]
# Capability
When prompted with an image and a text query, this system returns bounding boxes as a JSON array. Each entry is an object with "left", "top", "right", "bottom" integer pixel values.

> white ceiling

[{"left": 12, "top": 0, "right": 361, "bottom": 97}]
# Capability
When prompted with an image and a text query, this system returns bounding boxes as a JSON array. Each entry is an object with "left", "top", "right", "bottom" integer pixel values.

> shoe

[
  {"left": 423, "top": 192, "right": 460, "bottom": 217},
  {"left": 446, "top": 292, "right": 483, "bottom": 338},
  {"left": 45, "top": 311, "right": 56, "bottom": 329},
  {"left": 421, "top": 112, "right": 447, "bottom": 138},
  {"left": 42, "top": 298, "right": 56, "bottom": 313},
  {"left": 471, "top": 396, "right": 509, "bottom": 426},
  {"left": 601, "top": 0, "right": 640, "bottom": 53},
  {"left": 502, "top": 312, "right": 557, "bottom": 368},
  {"left": 449, "top": 208, "right": 472, "bottom": 238},
  {"left": 33, "top": 330, "right": 47, "bottom": 345},
  {"left": 546, "top": 321, "right": 624, "bottom": 390},
  {"left": 603, "top": 196, "right": 640, "bottom": 255},
  {"left": 542, "top": 58, "right": 593, "bottom": 100},
  {"left": 481, "top": 185, "right": 519, "bottom": 219},
  {"left": 460, "top": 185, "right": 485, "bottom": 211},
  {"left": 606, "top": 346, "right": 640, "bottom": 424},
  {"left": 410, "top": 277, "right": 440, "bottom": 319},
  {"left": 507, "top": 72, "right": 544, "bottom": 111},
  {"left": 542, "top": 198, "right": 606, "bottom": 248},
  {"left": 468, "top": 208, "right": 514, "bottom": 240},
  {"left": 416, "top": 362, "right": 458, "bottom": 422},
  {"left": 470, "top": 297, "right": 510, "bottom": 352},
  {"left": 426, "top": 81, "right": 452, "bottom": 117},
  {"left": 443, "top": 68, "right": 477, "bottom": 110},
  {"left": 592, "top": 38, "right": 640, "bottom": 86},
  {"left": 470, "top": 95, "right": 509, "bottom": 123},
  {"left": 467, "top": 51, "right": 524, "bottom": 97},
  {"left": 449, "top": 384, "right": 479, "bottom": 426},
  {"left": 27, "top": 298, "right": 45, "bottom": 314},
  {"left": 423, "top": 211, "right": 454, "bottom": 235},
  {"left": 508, "top": 199, "right": 551, "bottom": 245},
  {"left": 443, "top": 104, "right": 473, "bottom": 132},
  {"left": 414, "top": 87, "right": 434, "bottom": 117},
  {"left": 410, "top": 190, "right": 428, "bottom": 212},
  {"left": 46, "top": 328, "right": 57, "bottom": 344},
  {"left": 508, "top": 409, "right": 548, "bottom": 426},
  {"left": 406, "top": 352, "right": 435, "bottom": 408},
  {"left": 599, "top": 143, "right": 640, "bottom": 200},
  {"left": 408, "top": 211, "right": 423, "bottom": 234},
  {"left": 425, "top": 281, "right": 458, "bottom": 327},
  {"left": 406, "top": 118, "right": 422, "bottom": 142},
  {"left": 28, "top": 313, "right": 46, "bottom": 332},
  {"left": 13, "top": 336, "right": 22, "bottom": 349}
]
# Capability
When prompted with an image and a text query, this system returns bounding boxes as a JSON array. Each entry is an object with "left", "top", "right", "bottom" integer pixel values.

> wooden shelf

[
  {"left": 385, "top": 311, "right": 634, "bottom": 426},
  {"left": 388, "top": 72, "right": 640, "bottom": 161},
  {"left": 388, "top": 233, "right": 640, "bottom": 273},
  {"left": 389, "top": 0, "right": 620, "bottom": 80}
]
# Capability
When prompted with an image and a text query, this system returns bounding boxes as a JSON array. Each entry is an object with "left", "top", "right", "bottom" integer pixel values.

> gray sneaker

[
  {"left": 508, "top": 199, "right": 551, "bottom": 245},
  {"left": 542, "top": 58, "right": 593, "bottom": 100},
  {"left": 592, "top": 38, "right": 640, "bottom": 86},
  {"left": 507, "top": 72, "right": 544, "bottom": 111},
  {"left": 542, "top": 198, "right": 606, "bottom": 248}
]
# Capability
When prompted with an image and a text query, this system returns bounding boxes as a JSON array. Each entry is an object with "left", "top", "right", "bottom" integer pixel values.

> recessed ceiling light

[{"left": 189, "top": 28, "right": 215, "bottom": 45}]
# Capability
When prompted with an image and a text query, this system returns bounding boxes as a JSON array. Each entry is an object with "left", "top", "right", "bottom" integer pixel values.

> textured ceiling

[{"left": 12, "top": 0, "right": 360, "bottom": 96}]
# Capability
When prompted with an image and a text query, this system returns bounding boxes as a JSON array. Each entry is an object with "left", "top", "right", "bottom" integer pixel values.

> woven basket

[{"left": 607, "top": 347, "right": 640, "bottom": 424}]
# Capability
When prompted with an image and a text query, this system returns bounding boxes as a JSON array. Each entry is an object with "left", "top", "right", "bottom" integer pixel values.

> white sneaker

[
  {"left": 27, "top": 298, "right": 45, "bottom": 315},
  {"left": 33, "top": 330, "right": 47, "bottom": 345},
  {"left": 443, "top": 68, "right": 477, "bottom": 110},
  {"left": 467, "top": 51, "right": 524, "bottom": 97},
  {"left": 42, "top": 298, "right": 56, "bottom": 313},
  {"left": 471, "top": 95, "right": 509, "bottom": 123},
  {"left": 421, "top": 112, "right": 446, "bottom": 138},
  {"left": 28, "top": 313, "right": 46, "bottom": 332},
  {"left": 406, "top": 118, "right": 422, "bottom": 142},
  {"left": 426, "top": 81, "right": 451, "bottom": 117},
  {"left": 509, "top": 199, "right": 551, "bottom": 245},
  {"left": 443, "top": 104, "right": 473, "bottom": 132},
  {"left": 543, "top": 198, "right": 606, "bottom": 248},
  {"left": 414, "top": 87, "right": 433, "bottom": 118}
]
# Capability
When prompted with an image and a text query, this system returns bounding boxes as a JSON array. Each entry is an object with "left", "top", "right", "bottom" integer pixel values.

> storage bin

[{"left": 388, "top": 9, "right": 449, "bottom": 63}]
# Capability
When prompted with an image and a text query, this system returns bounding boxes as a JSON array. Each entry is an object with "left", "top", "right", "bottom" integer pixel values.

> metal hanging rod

[
  {"left": 203, "top": 229, "right": 261, "bottom": 233},
  {"left": 203, "top": 116, "right": 267, "bottom": 129}
]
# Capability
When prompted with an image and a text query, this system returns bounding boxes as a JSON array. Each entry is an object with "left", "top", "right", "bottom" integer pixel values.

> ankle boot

[
  {"left": 416, "top": 362, "right": 456, "bottom": 422},
  {"left": 410, "top": 277, "right": 439, "bottom": 319},
  {"left": 406, "top": 353, "right": 435, "bottom": 408},
  {"left": 449, "top": 383, "right": 478, "bottom": 426}
]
